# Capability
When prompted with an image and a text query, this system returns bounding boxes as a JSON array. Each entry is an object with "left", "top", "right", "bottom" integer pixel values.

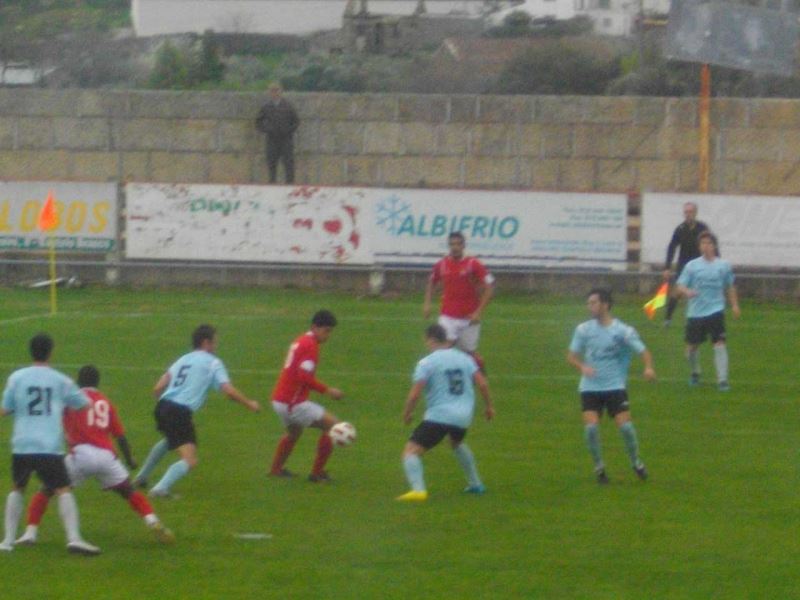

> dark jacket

[
  {"left": 255, "top": 98, "right": 299, "bottom": 138},
  {"left": 665, "top": 220, "right": 710, "bottom": 270}
]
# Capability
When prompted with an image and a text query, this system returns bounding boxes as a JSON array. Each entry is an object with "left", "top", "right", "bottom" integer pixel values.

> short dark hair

[
  {"left": 448, "top": 231, "right": 465, "bottom": 243},
  {"left": 311, "top": 310, "right": 337, "bottom": 328},
  {"left": 77, "top": 365, "right": 100, "bottom": 388},
  {"left": 425, "top": 323, "right": 447, "bottom": 343},
  {"left": 192, "top": 324, "right": 216, "bottom": 348},
  {"left": 698, "top": 231, "right": 716, "bottom": 245},
  {"left": 588, "top": 287, "right": 613, "bottom": 309},
  {"left": 30, "top": 333, "right": 53, "bottom": 362}
]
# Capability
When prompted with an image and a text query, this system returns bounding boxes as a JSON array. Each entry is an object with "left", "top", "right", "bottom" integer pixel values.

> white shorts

[
  {"left": 65, "top": 444, "right": 129, "bottom": 490},
  {"left": 272, "top": 401, "right": 326, "bottom": 428},
  {"left": 438, "top": 315, "right": 481, "bottom": 353}
]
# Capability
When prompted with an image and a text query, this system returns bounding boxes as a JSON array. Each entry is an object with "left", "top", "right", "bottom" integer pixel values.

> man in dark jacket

[
  {"left": 256, "top": 82, "right": 299, "bottom": 184},
  {"left": 662, "top": 201, "right": 710, "bottom": 326}
]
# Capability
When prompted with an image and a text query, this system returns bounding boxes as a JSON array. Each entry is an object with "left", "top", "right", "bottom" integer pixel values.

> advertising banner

[
  {"left": 642, "top": 193, "right": 800, "bottom": 268},
  {"left": 0, "top": 182, "right": 117, "bottom": 252},
  {"left": 126, "top": 184, "right": 371, "bottom": 264},
  {"left": 126, "top": 184, "right": 628, "bottom": 269}
]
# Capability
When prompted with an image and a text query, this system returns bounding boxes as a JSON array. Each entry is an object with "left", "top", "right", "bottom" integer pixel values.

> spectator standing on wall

[
  {"left": 662, "top": 202, "right": 710, "bottom": 327},
  {"left": 255, "top": 82, "right": 299, "bottom": 184}
]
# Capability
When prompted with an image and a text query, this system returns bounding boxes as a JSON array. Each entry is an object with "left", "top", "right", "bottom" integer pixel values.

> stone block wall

[{"left": 0, "top": 88, "right": 799, "bottom": 194}]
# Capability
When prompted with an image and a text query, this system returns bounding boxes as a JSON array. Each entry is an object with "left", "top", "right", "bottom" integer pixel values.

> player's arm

[
  {"left": 727, "top": 285, "right": 741, "bottom": 318},
  {"left": 423, "top": 276, "right": 436, "bottom": 319},
  {"left": 638, "top": 348, "right": 656, "bottom": 381},
  {"left": 567, "top": 351, "right": 595, "bottom": 378},
  {"left": 115, "top": 435, "right": 137, "bottom": 469},
  {"left": 296, "top": 355, "right": 344, "bottom": 399},
  {"left": 220, "top": 382, "right": 261, "bottom": 412},
  {"left": 663, "top": 228, "right": 680, "bottom": 279},
  {"left": 153, "top": 372, "right": 171, "bottom": 399},
  {"left": 402, "top": 381, "right": 425, "bottom": 424},
  {"left": 473, "top": 371, "right": 495, "bottom": 421},
  {"left": 470, "top": 279, "right": 495, "bottom": 323}
]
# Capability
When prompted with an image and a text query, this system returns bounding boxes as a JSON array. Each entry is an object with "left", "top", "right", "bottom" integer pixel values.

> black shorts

[
  {"left": 11, "top": 454, "right": 70, "bottom": 490},
  {"left": 581, "top": 390, "right": 630, "bottom": 418},
  {"left": 685, "top": 311, "right": 726, "bottom": 345},
  {"left": 155, "top": 399, "right": 197, "bottom": 450},
  {"left": 409, "top": 421, "right": 467, "bottom": 450}
]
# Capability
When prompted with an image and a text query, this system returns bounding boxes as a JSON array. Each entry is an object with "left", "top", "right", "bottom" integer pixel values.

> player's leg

[
  {"left": 269, "top": 401, "right": 304, "bottom": 477},
  {"left": 111, "top": 480, "right": 175, "bottom": 543},
  {"left": 581, "top": 395, "right": 607, "bottom": 484},
  {"left": 149, "top": 443, "right": 196, "bottom": 497},
  {"left": 450, "top": 429, "right": 484, "bottom": 494},
  {"left": 133, "top": 438, "right": 168, "bottom": 488},
  {"left": 15, "top": 487, "right": 54, "bottom": 545},
  {"left": 398, "top": 422, "right": 447, "bottom": 501},
  {"left": 612, "top": 399, "right": 647, "bottom": 480},
  {"left": 455, "top": 323, "right": 485, "bottom": 373},
  {"left": 1, "top": 456, "right": 32, "bottom": 551},
  {"left": 709, "top": 313, "right": 730, "bottom": 390},
  {"left": 308, "top": 409, "right": 338, "bottom": 482},
  {"left": 685, "top": 318, "right": 704, "bottom": 385}
]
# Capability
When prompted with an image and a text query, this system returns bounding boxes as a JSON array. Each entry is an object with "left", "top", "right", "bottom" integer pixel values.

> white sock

[
  {"left": 22, "top": 524, "right": 38, "bottom": 539},
  {"left": 687, "top": 348, "right": 700, "bottom": 375},
  {"left": 144, "top": 514, "right": 159, "bottom": 527},
  {"left": 714, "top": 344, "right": 729, "bottom": 383},
  {"left": 57, "top": 492, "right": 82, "bottom": 544},
  {"left": 3, "top": 490, "right": 24, "bottom": 546}
]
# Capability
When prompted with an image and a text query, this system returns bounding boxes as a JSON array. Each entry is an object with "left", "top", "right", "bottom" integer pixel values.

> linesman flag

[
  {"left": 643, "top": 283, "right": 668, "bottom": 320},
  {"left": 38, "top": 191, "right": 58, "bottom": 231}
]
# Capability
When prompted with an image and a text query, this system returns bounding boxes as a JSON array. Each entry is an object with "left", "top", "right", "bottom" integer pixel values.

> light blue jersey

[
  {"left": 413, "top": 348, "right": 479, "bottom": 429},
  {"left": 160, "top": 350, "right": 230, "bottom": 413},
  {"left": 2, "top": 366, "right": 88, "bottom": 454},
  {"left": 569, "top": 319, "right": 646, "bottom": 392},
  {"left": 677, "top": 256, "right": 735, "bottom": 318}
]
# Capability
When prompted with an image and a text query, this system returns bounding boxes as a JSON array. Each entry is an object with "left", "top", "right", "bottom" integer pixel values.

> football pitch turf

[{"left": 0, "top": 286, "right": 796, "bottom": 599}]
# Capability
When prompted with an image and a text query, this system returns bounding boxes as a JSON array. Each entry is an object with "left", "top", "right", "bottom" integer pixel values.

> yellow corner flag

[{"left": 643, "top": 283, "right": 668, "bottom": 320}]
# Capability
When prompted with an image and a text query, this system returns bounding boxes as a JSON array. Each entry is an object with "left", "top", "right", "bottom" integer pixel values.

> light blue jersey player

[
  {"left": 134, "top": 325, "right": 260, "bottom": 498},
  {"left": 0, "top": 333, "right": 99, "bottom": 555},
  {"left": 397, "top": 324, "right": 495, "bottom": 502},
  {"left": 567, "top": 289, "right": 655, "bottom": 485},
  {"left": 676, "top": 232, "right": 740, "bottom": 391}
]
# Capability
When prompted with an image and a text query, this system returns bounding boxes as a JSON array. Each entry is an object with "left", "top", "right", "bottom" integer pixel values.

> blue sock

[
  {"left": 453, "top": 444, "right": 482, "bottom": 488},
  {"left": 402, "top": 455, "right": 426, "bottom": 492},
  {"left": 151, "top": 459, "right": 191, "bottom": 494},
  {"left": 136, "top": 438, "right": 169, "bottom": 483},
  {"left": 584, "top": 423, "right": 603, "bottom": 469},
  {"left": 619, "top": 422, "right": 642, "bottom": 468}
]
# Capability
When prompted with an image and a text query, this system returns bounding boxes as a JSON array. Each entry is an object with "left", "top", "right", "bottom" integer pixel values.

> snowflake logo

[{"left": 376, "top": 195, "right": 411, "bottom": 235}]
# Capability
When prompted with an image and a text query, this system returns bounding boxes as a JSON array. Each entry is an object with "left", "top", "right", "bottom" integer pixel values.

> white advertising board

[
  {"left": 642, "top": 193, "right": 800, "bottom": 268},
  {"left": 368, "top": 189, "right": 627, "bottom": 268},
  {"left": 126, "top": 184, "right": 628, "bottom": 269},
  {"left": 125, "top": 184, "right": 372, "bottom": 264},
  {"left": 0, "top": 182, "right": 117, "bottom": 252}
]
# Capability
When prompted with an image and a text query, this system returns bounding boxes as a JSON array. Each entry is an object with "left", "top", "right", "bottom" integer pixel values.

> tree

[{"left": 148, "top": 42, "right": 190, "bottom": 89}]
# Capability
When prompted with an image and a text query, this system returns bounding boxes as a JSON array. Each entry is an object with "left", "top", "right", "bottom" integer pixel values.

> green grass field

[{"left": 0, "top": 286, "right": 797, "bottom": 599}]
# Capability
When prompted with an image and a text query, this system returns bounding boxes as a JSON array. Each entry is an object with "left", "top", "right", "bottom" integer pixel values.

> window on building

[{"left": 598, "top": 0, "right": 610, "bottom": 8}]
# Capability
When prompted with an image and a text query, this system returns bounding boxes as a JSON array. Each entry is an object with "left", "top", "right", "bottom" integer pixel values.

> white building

[{"left": 131, "top": 0, "right": 495, "bottom": 37}]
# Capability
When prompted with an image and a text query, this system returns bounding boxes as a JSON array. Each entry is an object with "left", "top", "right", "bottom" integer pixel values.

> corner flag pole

[{"left": 38, "top": 191, "right": 58, "bottom": 315}]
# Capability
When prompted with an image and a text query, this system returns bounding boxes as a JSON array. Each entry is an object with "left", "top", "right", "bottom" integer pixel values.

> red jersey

[
  {"left": 430, "top": 255, "right": 494, "bottom": 318},
  {"left": 63, "top": 388, "right": 125, "bottom": 454},
  {"left": 272, "top": 332, "right": 328, "bottom": 407}
]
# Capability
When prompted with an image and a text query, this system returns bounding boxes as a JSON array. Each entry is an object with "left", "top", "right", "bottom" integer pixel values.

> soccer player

[
  {"left": 423, "top": 231, "right": 495, "bottom": 371},
  {"left": 0, "top": 333, "right": 100, "bottom": 555},
  {"left": 133, "top": 324, "right": 261, "bottom": 497},
  {"left": 397, "top": 324, "right": 495, "bottom": 502},
  {"left": 675, "top": 231, "right": 740, "bottom": 391},
  {"left": 662, "top": 202, "right": 711, "bottom": 326},
  {"left": 567, "top": 289, "right": 655, "bottom": 485},
  {"left": 269, "top": 310, "right": 345, "bottom": 482},
  {"left": 15, "top": 365, "right": 174, "bottom": 546}
]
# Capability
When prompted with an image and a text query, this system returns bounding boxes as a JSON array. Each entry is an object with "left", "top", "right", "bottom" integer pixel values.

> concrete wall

[{"left": 1, "top": 88, "right": 800, "bottom": 195}]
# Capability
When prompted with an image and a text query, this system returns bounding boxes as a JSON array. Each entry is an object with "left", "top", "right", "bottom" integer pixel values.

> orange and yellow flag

[
  {"left": 38, "top": 191, "right": 57, "bottom": 232},
  {"left": 643, "top": 283, "right": 668, "bottom": 320}
]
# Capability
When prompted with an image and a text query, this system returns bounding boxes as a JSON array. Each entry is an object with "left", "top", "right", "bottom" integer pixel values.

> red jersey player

[
  {"left": 269, "top": 310, "right": 346, "bottom": 482},
  {"left": 15, "top": 365, "right": 174, "bottom": 546},
  {"left": 423, "top": 231, "right": 495, "bottom": 370}
]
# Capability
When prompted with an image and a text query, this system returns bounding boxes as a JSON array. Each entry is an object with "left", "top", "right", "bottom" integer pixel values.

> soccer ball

[{"left": 329, "top": 421, "right": 356, "bottom": 447}]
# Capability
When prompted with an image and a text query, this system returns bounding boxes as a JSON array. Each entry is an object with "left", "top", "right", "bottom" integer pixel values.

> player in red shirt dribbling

[
  {"left": 15, "top": 365, "right": 174, "bottom": 546},
  {"left": 423, "top": 231, "right": 495, "bottom": 372},
  {"left": 269, "top": 310, "right": 346, "bottom": 482}
]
